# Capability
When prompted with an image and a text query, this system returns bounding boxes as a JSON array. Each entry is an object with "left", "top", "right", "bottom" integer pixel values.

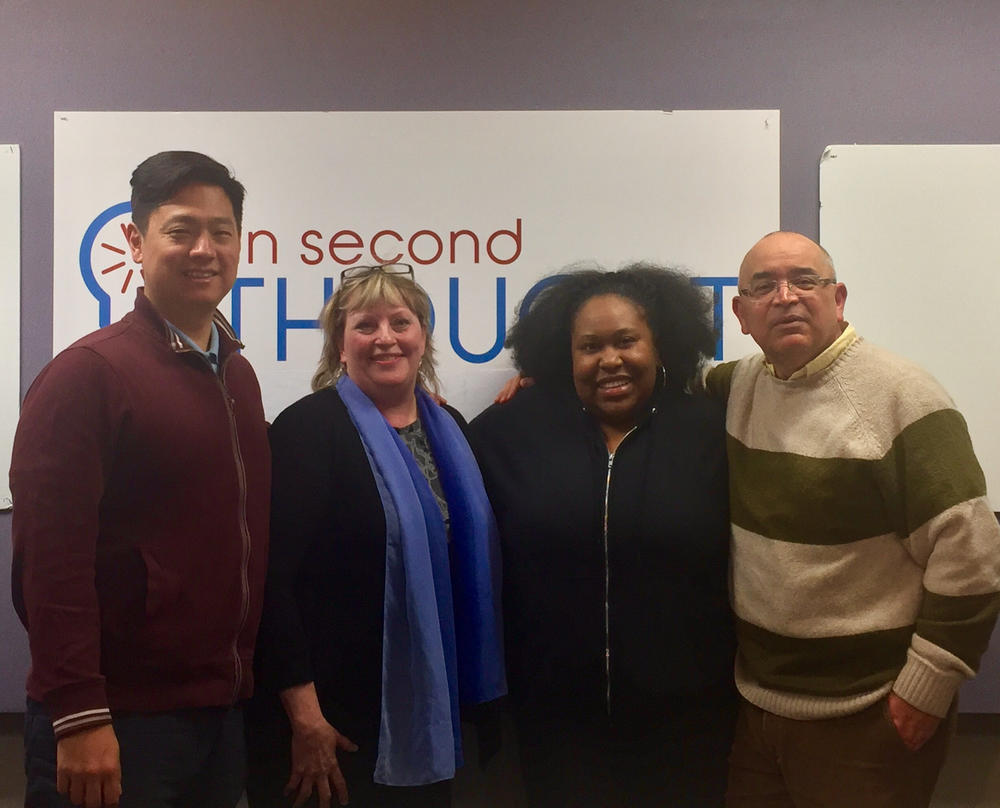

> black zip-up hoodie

[{"left": 470, "top": 382, "right": 734, "bottom": 728}]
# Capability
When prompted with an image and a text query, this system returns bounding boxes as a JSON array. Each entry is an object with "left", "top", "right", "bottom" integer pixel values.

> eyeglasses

[
  {"left": 738, "top": 275, "right": 836, "bottom": 303},
  {"left": 340, "top": 263, "right": 414, "bottom": 283}
]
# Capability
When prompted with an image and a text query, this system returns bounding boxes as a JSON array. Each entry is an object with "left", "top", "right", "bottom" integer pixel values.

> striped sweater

[{"left": 706, "top": 330, "right": 1000, "bottom": 720}]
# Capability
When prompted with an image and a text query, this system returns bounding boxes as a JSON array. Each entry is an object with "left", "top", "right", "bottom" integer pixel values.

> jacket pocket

[
  {"left": 95, "top": 544, "right": 182, "bottom": 637},
  {"left": 136, "top": 546, "right": 182, "bottom": 619},
  {"left": 95, "top": 545, "right": 146, "bottom": 637}
]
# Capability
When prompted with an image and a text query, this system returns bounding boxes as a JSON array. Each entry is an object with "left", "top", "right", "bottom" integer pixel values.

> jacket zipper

[
  {"left": 602, "top": 426, "right": 638, "bottom": 715},
  {"left": 217, "top": 357, "right": 252, "bottom": 702}
]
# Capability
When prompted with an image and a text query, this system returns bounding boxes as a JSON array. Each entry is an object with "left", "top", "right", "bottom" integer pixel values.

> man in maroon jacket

[{"left": 10, "top": 151, "right": 271, "bottom": 808}]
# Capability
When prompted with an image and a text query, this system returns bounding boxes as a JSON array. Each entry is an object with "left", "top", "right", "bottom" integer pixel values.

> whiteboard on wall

[
  {"left": 1, "top": 145, "right": 19, "bottom": 510},
  {"left": 54, "top": 111, "right": 777, "bottom": 421},
  {"left": 820, "top": 144, "right": 1000, "bottom": 502}
]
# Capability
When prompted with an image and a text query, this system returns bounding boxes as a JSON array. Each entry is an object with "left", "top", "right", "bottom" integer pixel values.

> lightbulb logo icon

[{"left": 79, "top": 201, "right": 139, "bottom": 327}]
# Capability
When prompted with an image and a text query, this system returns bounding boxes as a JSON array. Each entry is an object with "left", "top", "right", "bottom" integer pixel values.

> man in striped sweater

[{"left": 708, "top": 231, "right": 1000, "bottom": 807}]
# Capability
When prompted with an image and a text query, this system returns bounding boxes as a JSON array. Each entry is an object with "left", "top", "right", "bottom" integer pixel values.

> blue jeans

[{"left": 25, "top": 699, "right": 246, "bottom": 808}]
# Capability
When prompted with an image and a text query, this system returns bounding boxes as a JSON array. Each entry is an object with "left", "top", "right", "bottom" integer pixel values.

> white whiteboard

[
  {"left": 55, "top": 111, "right": 776, "bottom": 421},
  {"left": 0, "top": 145, "right": 19, "bottom": 510},
  {"left": 821, "top": 144, "right": 1000, "bottom": 502}
]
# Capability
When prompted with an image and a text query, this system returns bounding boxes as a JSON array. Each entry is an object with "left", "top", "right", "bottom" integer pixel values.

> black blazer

[{"left": 251, "top": 386, "right": 468, "bottom": 747}]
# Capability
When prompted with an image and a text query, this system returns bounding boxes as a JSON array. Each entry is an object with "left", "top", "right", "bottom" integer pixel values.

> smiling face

[
  {"left": 339, "top": 300, "right": 427, "bottom": 406},
  {"left": 732, "top": 232, "right": 847, "bottom": 378},
  {"left": 126, "top": 182, "right": 240, "bottom": 332},
  {"left": 571, "top": 294, "right": 659, "bottom": 434}
]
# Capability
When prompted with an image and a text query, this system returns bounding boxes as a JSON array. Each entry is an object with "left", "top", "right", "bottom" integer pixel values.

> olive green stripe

[
  {"left": 729, "top": 437, "right": 891, "bottom": 544},
  {"left": 736, "top": 618, "right": 911, "bottom": 696},
  {"left": 917, "top": 590, "right": 1000, "bottom": 669},
  {"left": 705, "top": 361, "right": 737, "bottom": 404},
  {"left": 729, "top": 409, "right": 986, "bottom": 546},
  {"left": 876, "top": 409, "right": 986, "bottom": 538}
]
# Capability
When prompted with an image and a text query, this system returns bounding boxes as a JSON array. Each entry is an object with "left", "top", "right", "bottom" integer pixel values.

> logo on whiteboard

[{"left": 79, "top": 201, "right": 138, "bottom": 327}]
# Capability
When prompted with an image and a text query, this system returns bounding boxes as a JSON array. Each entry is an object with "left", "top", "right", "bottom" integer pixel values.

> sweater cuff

[
  {"left": 52, "top": 708, "right": 113, "bottom": 740},
  {"left": 45, "top": 681, "right": 111, "bottom": 740},
  {"left": 892, "top": 648, "right": 963, "bottom": 718}
]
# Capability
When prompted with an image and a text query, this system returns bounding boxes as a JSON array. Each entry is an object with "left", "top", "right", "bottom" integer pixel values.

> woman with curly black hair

[{"left": 470, "top": 263, "right": 736, "bottom": 807}]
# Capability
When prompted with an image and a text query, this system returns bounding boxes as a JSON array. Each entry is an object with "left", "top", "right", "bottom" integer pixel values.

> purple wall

[{"left": 3, "top": 0, "right": 1000, "bottom": 711}]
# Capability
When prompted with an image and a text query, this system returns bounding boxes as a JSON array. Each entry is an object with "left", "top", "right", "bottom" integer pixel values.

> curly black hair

[{"left": 506, "top": 262, "right": 716, "bottom": 392}]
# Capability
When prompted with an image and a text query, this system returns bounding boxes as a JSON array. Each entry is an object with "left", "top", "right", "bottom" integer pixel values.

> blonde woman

[{"left": 246, "top": 264, "right": 505, "bottom": 808}]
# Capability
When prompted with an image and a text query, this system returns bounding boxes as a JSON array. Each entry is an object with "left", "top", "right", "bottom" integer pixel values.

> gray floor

[{"left": 2, "top": 712, "right": 998, "bottom": 807}]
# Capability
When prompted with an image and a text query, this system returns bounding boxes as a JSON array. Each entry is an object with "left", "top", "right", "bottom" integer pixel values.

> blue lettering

[
  {"left": 449, "top": 277, "right": 505, "bottom": 363},
  {"left": 692, "top": 276, "right": 738, "bottom": 360},
  {"left": 277, "top": 277, "right": 326, "bottom": 361},
  {"left": 244, "top": 273, "right": 737, "bottom": 365},
  {"left": 230, "top": 277, "right": 264, "bottom": 340}
]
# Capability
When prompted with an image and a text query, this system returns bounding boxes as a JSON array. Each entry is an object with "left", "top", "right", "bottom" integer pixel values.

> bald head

[
  {"left": 738, "top": 231, "right": 835, "bottom": 287},
  {"left": 732, "top": 230, "right": 847, "bottom": 379}
]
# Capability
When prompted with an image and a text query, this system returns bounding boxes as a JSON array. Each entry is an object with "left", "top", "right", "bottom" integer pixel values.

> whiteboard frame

[{"left": 0, "top": 145, "right": 20, "bottom": 510}]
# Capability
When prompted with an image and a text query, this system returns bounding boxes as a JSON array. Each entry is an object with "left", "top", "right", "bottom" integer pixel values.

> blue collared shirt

[{"left": 165, "top": 320, "right": 221, "bottom": 375}]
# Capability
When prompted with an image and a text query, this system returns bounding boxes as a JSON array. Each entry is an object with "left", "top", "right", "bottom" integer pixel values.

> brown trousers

[{"left": 726, "top": 696, "right": 956, "bottom": 808}]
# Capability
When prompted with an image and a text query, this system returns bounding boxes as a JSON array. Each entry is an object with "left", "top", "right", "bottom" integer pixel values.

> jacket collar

[{"left": 131, "top": 287, "right": 244, "bottom": 361}]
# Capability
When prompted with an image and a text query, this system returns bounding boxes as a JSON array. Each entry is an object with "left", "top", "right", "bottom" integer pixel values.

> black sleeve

[
  {"left": 253, "top": 396, "right": 334, "bottom": 692},
  {"left": 441, "top": 401, "right": 470, "bottom": 432}
]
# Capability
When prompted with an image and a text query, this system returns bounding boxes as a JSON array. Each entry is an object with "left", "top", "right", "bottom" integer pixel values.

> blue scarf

[{"left": 337, "top": 376, "right": 506, "bottom": 786}]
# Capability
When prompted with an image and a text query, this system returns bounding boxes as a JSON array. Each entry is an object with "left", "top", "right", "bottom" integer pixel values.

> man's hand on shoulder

[
  {"left": 494, "top": 374, "right": 533, "bottom": 404},
  {"left": 887, "top": 692, "right": 941, "bottom": 751},
  {"left": 57, "top": 723, "right": 122, "bottom": 808}
]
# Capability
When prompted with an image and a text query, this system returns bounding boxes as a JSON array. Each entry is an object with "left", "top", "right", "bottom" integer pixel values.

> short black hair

[
  {"left": 507, "top": 262, "right": 716, "bottom": 392},
  {"left": 130, "top": 151, "right": 246, "bottom": 233}
]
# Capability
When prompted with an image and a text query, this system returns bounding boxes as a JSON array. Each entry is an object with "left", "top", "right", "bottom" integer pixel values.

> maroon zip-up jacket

[{"left": 10, "top": 290, "right": 270, "bottom": 738}]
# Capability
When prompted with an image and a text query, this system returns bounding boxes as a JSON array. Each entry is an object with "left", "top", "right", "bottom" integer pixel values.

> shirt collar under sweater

[{"left": 763, "top": 323, "right": 857, "bottom": 380}]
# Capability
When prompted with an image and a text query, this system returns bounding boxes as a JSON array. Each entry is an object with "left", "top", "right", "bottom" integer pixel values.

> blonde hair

[{"left": 311, "top": 271, "right": 439, "bottom": 393}]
